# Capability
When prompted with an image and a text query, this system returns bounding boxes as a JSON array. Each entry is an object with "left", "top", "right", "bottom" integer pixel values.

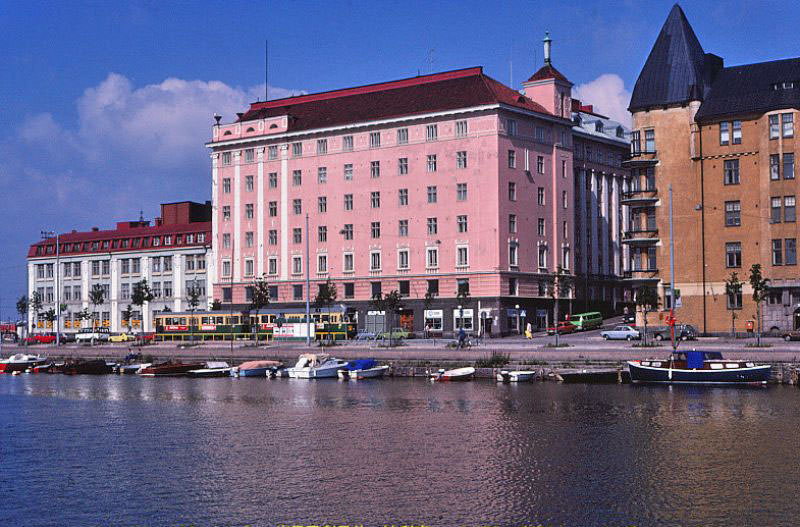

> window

[
  {"left": 562, "top": 220, "right": 568, "bottom": 239},
  {"left": 426, "top": 124, "right": 438, "bottom": 141},
  {"left": 427, "top": 154, "right": 437, "bottom": 172},
  {"left": 293, "top": 170, "right": 302, "bottom": 186},
  {"left": 222, "top": 152, "right": 231, "bottom": 166},
  {"left": 537, "top": 187, "right": 545, "bottom": 205},
  {"left": 245, "top": 259, "right": 254, "bottom": 277},
  {"left": 562, "top": 246, "right": 571, "bottom": 270},
  {"left": 245, "top": 203, "right": 254, "bottom": 219},
  {"left": 770, "top": 114, "right": 780, "bottom": 139},
  {"left": 318, "top": 167, "right": 327, "bottom": 184},
  {"left": 457, "top": 246, "right": 468, "bottom": 267},
  {"left": 293, "top": 228, "right": 302, "bottom": 244},
  {"left": 370, "top": 251, "right": 382, "bottom": 271},
  {"left": 343, "top": 135, "right": 353, "bottom": 151},
  {"left": 318, "top": 196, "right": 327, "bottom": 213},
  {"left": 318, "top": 226, "right": 327, "bottom": 243},
  {"left": 727, "top": 287, "right": 743, "bottom": 309},
  {"left": 773, "top": 239, "right": 784, "bottom": 265},
  {"left": 538, "top": 218, "right": 545, "bottom": 236},
  {"left": 455, "top": 120, "right": 468, "bottom": 137},
  {"left": 562, "top": 190, "right": 568, "bottom": 209},
  {"left": 427, "top": 279, "right": 439, "bottom": 296},
  {"left": 631, "top": 130, "right": 641, "bottom": 154},
  {"left": 398, "top": 219, "right": 408, "bottom": 237},
  {"left": 370, "top": 160, "right": 380, "bottom": 178},
  {"left": 292, "top": 142, "right": 302, "bottom": 157},
  {"left": 317, "top": 139, "right": 327, "bottom": 155},
  {"left": 397, "top": 128, "right": 408, "bottom": 144},
  {"left": 222, "top": 260, "right": 231, "bottom": 278},
  {"left": 293, "top": 284, "right": 303, "bottom": 300},
  {"left": 398, "top": 157, "right": 408, "bottom": 175},
  {"left": 371, "top": 221, "right": 381, "bottom": 239},
  {"left": 725, "top": 201, "right": 741, "bottom": 226},
  {"left": 508, "top": 182, "right": 517, "bottom": 201},
  {"left": 344, "top": 282, "right": 355, "bottom": 298},
  {"left": 344, "top": 194, "right": 353, "bottom": 210},
  {"left": 537, "top": 155, "right": 544, "bottom": 174},
  {"left": 427, "top": 186, "right": 437, "bottom": 203},
  {"left": 398, "top": 188, "right": 408, "bottom": 206},
  {"left": 786, "top": 196, "right": 796, "bottom": 222},
  {"left": 732, "top": 120, "right": 742, "bottom": 144},
  {"left": 787, "top": 238, "right": 798, "bottom": 265},
  {"left": 457, "top": 215, "right": 468, "bottom": 233},
  {"left": 771, "top": 154, "right": 780, "bottom": 180},
  {"left": 644, "top": 129, "right": 655, "bottom": 152},
  {"left": 726, "top": 242, "right": 742, "bottom": 268},
  {"left": 342, "top": 224, "right": 353, "bottom": 240},
  {"left": 344, "top": 163, "right": 353, "bottom": 181},
  {"left": 269, "top": 201, "right": 277, "bottom": 217},
  {"left": 151, "top": 257, "right": 161, "bottom": 273},
  {"left": 292, "top": 256, "right": 302, "bottom": 274},
  {"left": 509, "top": 243, "right": 518, "bottom": 267},
  {"left": 269, "top": 230, "right": 278, "bottom": 245},
  {"left": 268, "top": 145, "right": 278, "bottom": 160},
  {"left": 724, "top": 159, "right": 739, "bottom": 185},
  {"left": 507, "top": 119, "right": 517, "bottom": 136},
  {"left": 538, "top": 245, "right": 548, "bottom": 269},
  {"left": 369, "top": 132, "right": 381, "bottom": 148},
  {"left": 194, "top": 256, "right": 204, "bottom": 271},
  {"left": 456, "top": 151, "right": 467, "bottom": 169},
  {"left": 318, "top": 254, "right": 328, "bottom": 273},
  {"left": 163, "top": 257, "right": 172, "bottom": 272},
  {"left": 343, "top": 253, "right": 354, "bottom": 272},
  {"left": 293, "top": 199, "right": 302, "bottom": 215},
  {"left": 371, "top": 281, "right": 382, "bottom": 297},
  {"left": 427, "top": 217, "right": 438, "bottom": 235},
  {"left": 222, "top": 178, "right": 231, "bottom": 193},
  {"left": 245, "top": 231, "right": 254, "bottom": 248},
  {"left": 398, "top": 249, "right": 409, "bottom": 269},
  {"left": 772, "top": 197, "right": 782, "bottom": 223},
  {"left": 784, "top": 153, "right": 795, "bottom": 180},
  {"left": 509, "top": 214, "right": 517, "bottom": 233},
  {"left": 269, "top": 172, "right": 277, "bottom": 188},
  {"left": 399, "top": 280, "right": 410, "bottom": 296},
  {"left": 370, "top": 191, "right": 381, "bottom": 208},
  {"left": 457, "top": 183, "right": 467, "bottom": 201},
  {"left": 245, "top": 175, "right": 254, "bottom": 191},
  {"left": 73, "top": 262, "right": 81, "bottom": 277},
  {"left": 783, "top": 113, "right": 794, "bottom": 138},
  {"left": 508, "top": 150, "right": 516, "bottom": 168},
  {"left": 719, "top": 121, "right": 729, "bottom": 145},
  {"left": 426, "top": 247, "right": 438, "bottom": 268}
]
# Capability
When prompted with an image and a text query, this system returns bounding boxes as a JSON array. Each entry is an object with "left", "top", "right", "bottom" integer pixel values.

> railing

[
  {"left": 622, "top": 229, "right": 659, "bottom": 240},
  {"left": 622, "top": 189, "right": 658, "bottom": 200}
]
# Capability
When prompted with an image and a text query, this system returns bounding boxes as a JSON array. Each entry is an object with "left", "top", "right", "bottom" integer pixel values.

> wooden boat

[
  {"left": 232, "top": 360, "right": 282, "bottom": 377},
  {"left": 496, "top": 370, "right": 537, "bottom": 382},
  {"left": 138, "top": 361, "right": 205, "bottom": 377},
  {"left": 628, "top": 351, "right": 771, "bottom": 385},
  {"left": 64, "top": 359, "right": 113, "bottom": 375},
  {"left": 337, "top": 359, "right": 388, "bottom": 380},
  {"left": 119, "top": 363, "right": 151, "bottom": 375},
  {"left": 431, "top": 366, "right": 475, "bottom": 382},
  {"left": 187, "top": 361, "right": 232, "bottom": 377}
]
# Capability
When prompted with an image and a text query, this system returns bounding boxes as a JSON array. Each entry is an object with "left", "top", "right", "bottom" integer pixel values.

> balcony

[
  {"left": 623, "top": 269, "right": 660, "bottom": 282},
  {"left": 622, "top": 150, "right": 658, "bottom": 168},
  {"left": 621, "top": 189, "right": 658, "bottom": 206},
  {"left": 622, "top": 229, "right": 659, "bottom": 245}
]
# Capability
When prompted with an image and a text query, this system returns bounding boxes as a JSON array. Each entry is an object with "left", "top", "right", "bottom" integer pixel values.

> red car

[
  {"left": 135, "top": 332, "right": 155, "bottom": 343},
  {"left": 546, "top": 321, "right": 576, "bottom": 335},
  {"left": 23, "top": 334, "right": 57, "bottom": 345}
]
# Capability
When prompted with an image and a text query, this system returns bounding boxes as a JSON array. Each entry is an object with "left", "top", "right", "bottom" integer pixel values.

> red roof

[
  {"left": 234, "top": 67, "right": 557, "bottom": 132},
  {"left": 526, "top": 64, "right": 571, "bottom": 84}
]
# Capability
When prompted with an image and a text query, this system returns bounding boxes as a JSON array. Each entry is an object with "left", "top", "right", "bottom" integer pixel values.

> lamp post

[
  {"left": 41, "top": 230, "right": 60, "bottom": 346},
  {"left": 515, "top": 303, "right": 520, "bottom": 335}
]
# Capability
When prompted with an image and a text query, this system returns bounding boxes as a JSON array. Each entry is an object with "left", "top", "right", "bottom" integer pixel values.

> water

[{"left": 2, "top": 375, "right": 800, "bottom": 527}]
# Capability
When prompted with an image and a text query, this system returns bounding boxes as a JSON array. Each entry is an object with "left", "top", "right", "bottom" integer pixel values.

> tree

[
  {"left": 455, "top": 283, "right": 471, "bottom": 334},
  {"left": 88, "top": 284, "right": 106, "bottom": 345},
  {"left": 749, "top": 263, "right": 770, "bottom": 347},
  {"left": 132, "top": 279, "right": 155, "bottom": 340},
  {"left": 30, "top": 291, "right": 43, "bottom": 334},
  {"left": 423, "top": 290, "right": 435, "bottom": 340},
  {"left": 724, "top": 272, "right": 743, "bottom": 338},
  {"left": 544, "top": 266, "right": 574, "bottom": 347},
  {"left": 635, "top": 285, "right": 660, "bottom": 346},
  {"left": 248, "top": 276, "right": 271, "bottom": 342},
  {"left": 314, "top": 279, "right": 337, "bottom": 342},
  {"left": 75, "top": 308, "right": 91, "bottom": 330},
  {"left": 371, "top": 290, "right": 404, "bottom": 346},
  {"left": 16, "top": 295, "right": 27, "bottom": 342},
  {"left": 43, "top": 308, "right": 57, "bottom": 333},
  {"left": 121, "top": 304, "right": 134, "bottom": 335},
  {"left": 210, "top": 299, "right": 223, "bottom": 311}
]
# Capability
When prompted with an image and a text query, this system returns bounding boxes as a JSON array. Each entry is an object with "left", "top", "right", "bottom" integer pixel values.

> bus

[{"left": 569, "top": 311, "right": 603, "bottom": 331}]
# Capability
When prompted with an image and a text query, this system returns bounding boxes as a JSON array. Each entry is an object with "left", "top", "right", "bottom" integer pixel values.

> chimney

[
  {"left": 543, "top": 31, "right": 552, "bottom": 65},
  {"left": 91, "top": 227, "right": 99, "bottom": 232}
]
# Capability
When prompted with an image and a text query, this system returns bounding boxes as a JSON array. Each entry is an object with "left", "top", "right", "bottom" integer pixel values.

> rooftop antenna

[
  {"left": 510, "top": 37, "right": 514, "bottom": 87},
  {"left": 139, "top": 210, "right": 144, "bottom": 222},
  {"left": 265, "top": 39, "right": 269, "bottom": 101}
]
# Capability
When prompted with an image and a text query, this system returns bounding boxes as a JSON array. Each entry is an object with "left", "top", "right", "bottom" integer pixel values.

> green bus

[{"left": 569, "top": 312, "right": 603, "bottom": 331}]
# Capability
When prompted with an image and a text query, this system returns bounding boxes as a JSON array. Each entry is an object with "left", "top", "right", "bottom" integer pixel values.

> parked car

[
  {"left": 621, "top": 313, "right": 636, "bottom": 324},
  {"left": 355, "top": 330, "right": 376, "bottom": 341},
  {"left": 783, "top": 330, "right": 800, "bottom": 341},
  {"left": 76, "top": 328, "right": 110, "bottom": 344},
  {"left": 378, "top": 327, "right": 410, "bottom": 340},
  {"left": 109, "top": 333, "right": 135, "bottom": 343},
  {"left": 652, "top": 324, "right": 698, "bottom": 341},
  {"left": 22, "top": 333, "right": 57, "bottom": 345},
  {"left": 135, "top": 332, "right": 155, "bottom": 343},
  {"left": 546, "top": 321, "right": 576, "bottom": 335},
  {"left": 601, "top": 325, "right": 641, "bottom": 341},
  {"left": 61, "top": 333, "right": 77, "bottom": 343}
]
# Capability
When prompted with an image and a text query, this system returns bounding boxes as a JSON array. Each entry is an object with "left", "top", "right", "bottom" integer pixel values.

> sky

[{"left": 1, "top": 0, "right": 798, "bottom": 318}]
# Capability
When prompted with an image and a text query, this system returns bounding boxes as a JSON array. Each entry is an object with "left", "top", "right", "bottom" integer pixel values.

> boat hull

[
  {"left": 340, "top": 365, "right": 389, "bottom": 380},
  {"left": 435, "top": 367, "right": 476, "bottom": 382},
  {"left": 187, "top": 368, "right": 232, "bottom": 378},
  {"left": 628, "top": 361, "right": 771, "bottom": 384},
  {"left": 293, "top": 365, "right": 340, "bottom": 379},
  {"left": 497, "top": 370, "right": 536, "bottom": 382},
  {"left": 138, "top": 363, "right": 204, "bottom": 377}
]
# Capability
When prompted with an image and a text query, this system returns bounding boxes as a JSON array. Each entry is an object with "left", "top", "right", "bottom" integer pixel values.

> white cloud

[{"left": 573, "top": 73, "right": 632, "bottom": 127}]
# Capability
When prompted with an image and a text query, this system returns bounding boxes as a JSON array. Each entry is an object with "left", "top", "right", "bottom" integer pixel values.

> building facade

[
  {"left": 627, "top": 4, "right": 800, "bottom": 333},
  {"left": 208, "top": 42, "right": 628, "bottom": 335},
  {"left": 27, "top": 202, "right": 212, "bottom": 334}
]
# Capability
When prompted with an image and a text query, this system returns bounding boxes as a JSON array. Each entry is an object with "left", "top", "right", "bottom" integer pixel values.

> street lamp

[
  {"left": 41, "top": 230, "right": 60, "bottom": 347},
  {"left": 515, "top": 303, "right": 520, "bottom": 335}
]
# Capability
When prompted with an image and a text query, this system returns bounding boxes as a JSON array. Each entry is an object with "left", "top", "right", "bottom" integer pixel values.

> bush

[{"left": 476, "top": 351, "right": 510, "bottom": 368}]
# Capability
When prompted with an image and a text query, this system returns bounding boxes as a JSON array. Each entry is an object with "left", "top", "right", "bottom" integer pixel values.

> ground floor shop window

[
  {"left": 453, "top": 308, "right": 474, "bottom": 331},
  {"left": 424, "top": 309, "right": 443, "bottom": 333}
]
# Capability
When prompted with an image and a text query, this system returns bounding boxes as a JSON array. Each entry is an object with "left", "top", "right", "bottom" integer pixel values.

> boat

[
  {"left": 231, "top": 360, "right": 283, "bottom": 377},
  {"left": 0, "top": 354, "right": 48, "bottom": 373},
  {"left": 337, "top": 359, "right": 389, "bottom": 380},
  {"left": 431, "top": 366, "right": 475, "bottom": 382},
  {"left": 118, "top": 363, "right": 151, "bottom": 375},
  {"left": 64, "top": 359, "right": 113, "bottom": 375},
  {"left": 551, "top": 368, "right": 626, "bottom": 383},
  {"left": 29, "top": 363, "right": 52, "bottom": 374},
  {"left": 138, "top": 361, "right": 205, "bottom": 377},
  {"left": 496, "top": 370, "right": 537, "bottom": 382},
  {"left": 286, "top": 354, "right": 348, "bottom": 379},
  {"left": 628, "top": 350, "right": 772, "bottom": 385},
  {"left": 187, "top": 361, "right": 232, "bottom": 377}
]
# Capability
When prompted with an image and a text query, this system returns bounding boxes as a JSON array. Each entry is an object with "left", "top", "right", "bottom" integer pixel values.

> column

[
  {"left": 173, "top": 253, "right": 183, "bottom": 312},
  {"left": 589, "top": 170, "right": 599, "bottom": 275},
  {"left": 233, "top": 151, "right": 242, "bottom": 283},
  {"left": 610, "top": 175, "right": 620, "bottom": 276},
  {"left": 110, "top": 256, "right": 119, "bottom": 332},
  {"left": 27, "top": 263, "right": 35, "bottom": 332},
  {"left": 280, "top": 144, "right": 289, "bottom": 280},
  {"left": 257, "top": 147, "right": 265, "bottom": 277},
  {"left": 209, "top": 152, "right": 219, "bottom": 304},
  {"left": 142, "top": 255, "right": 151, "bottom": 332}
]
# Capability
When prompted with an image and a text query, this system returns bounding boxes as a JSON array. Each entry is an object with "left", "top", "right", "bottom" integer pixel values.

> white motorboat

[
  {"left": 496, "top": 370, "right": 537, "bottom": 382},
  {"left": 431, "top": 366, "right": 475, "bottom": 382},
  {"left": 0, "top": 354, "right": 48, "bottom": 374},
  {"left": 287, "top": 354, "right": 347, "bottom": 379},
  {"left": 187, "top": 361, "right": 232, "bottom": 378},
  {"left": 337, "top": 359, "right": 389, "bottom": 380}
]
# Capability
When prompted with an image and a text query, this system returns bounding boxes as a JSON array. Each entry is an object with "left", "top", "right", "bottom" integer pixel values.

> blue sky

[{"left": 0, "top": 0, "right": 798, "bottom": 317}]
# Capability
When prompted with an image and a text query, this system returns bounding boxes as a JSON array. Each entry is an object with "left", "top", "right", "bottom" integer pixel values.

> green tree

[
  {"left": 371, "top": 290, "right": 403, "bottom": 347},
  {"left": 16, "top": 295, "right": 28, "bottom": 342},
  {"left": 724, "top": 272, "right": 742, "bottom": 338},
  {"left": 29, "top": 291, "right": 43, "bottom": 334},
  {"left": 248, "top": 276, "right": 271, "bottom": 342},
  {"left": 749, "top": 263, "right": 770, "bottom": 347},
  {"left": 121, "top": 304, "right": 134, "bottom": 335},
  {"left": 88, "top": 284, "right": 106, "bottom": 345},
  {"left": 132, "top": 279, "right": 155, "bottom": 340},
  {"left": 43, "top": 308, "right": 57, "bottom": 333},
  {"left": 423, "top": 290, "right": 435, "bottom": 340},
  {"left": 544, "top": 266, "right": 574, "bottom": 347},
  {"left": 75, "top": 308, "right": 91, "bottom": 330},
  {"left": 455, "top": 283, "right": 471, "bottom": 334},
  {"left": 635, "top": 285, "right": 660, "bottom": 346},
  {"left": 314, "top": 278, "right": 337, "bottom": 342}
]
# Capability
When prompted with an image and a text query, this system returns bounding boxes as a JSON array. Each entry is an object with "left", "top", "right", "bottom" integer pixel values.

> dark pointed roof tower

[{"left": 629, "top": 4, "right": 721, "bottom": 112}]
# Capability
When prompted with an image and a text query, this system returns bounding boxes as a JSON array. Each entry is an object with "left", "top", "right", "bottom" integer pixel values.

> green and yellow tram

[{"left": 154, "top": 312, "right": 250, "bottom": 341}]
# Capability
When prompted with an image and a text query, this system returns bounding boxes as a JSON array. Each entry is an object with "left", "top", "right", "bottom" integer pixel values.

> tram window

[
  {"left": 179, "top": 318, "right": 186, "bottom": 325},
  {"left": 201, "top": 317, "right": 209, "bottom": 324}
]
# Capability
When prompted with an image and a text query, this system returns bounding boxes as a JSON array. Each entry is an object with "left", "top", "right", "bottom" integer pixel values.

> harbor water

[{"left": 3, "top": 375, "right": 800, "bottom": 526}]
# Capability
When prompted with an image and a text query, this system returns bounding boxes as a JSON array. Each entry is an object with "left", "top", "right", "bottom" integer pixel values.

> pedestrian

[
  {"left": 458, "top": 326, "right": 466, "bottom": 349},
  {"left": 525, "top": 322, "right": 533, "bottom": 339}
]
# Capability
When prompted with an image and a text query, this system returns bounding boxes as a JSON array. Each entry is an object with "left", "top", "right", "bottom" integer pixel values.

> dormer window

[
  {"left": 595, "top": 121, "right": 603, "bottom": 133},
  {"left": 616, "top": 126, "right": 625, "bottom": 138}
]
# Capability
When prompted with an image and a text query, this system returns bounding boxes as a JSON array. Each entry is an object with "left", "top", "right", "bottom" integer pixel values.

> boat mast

[{"left": 669, "top": 184, "right": 677, "bottom": 353}]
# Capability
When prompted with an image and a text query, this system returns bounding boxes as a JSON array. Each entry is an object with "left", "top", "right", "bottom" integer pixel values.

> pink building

[{"left": 207, "top": 45, "right": 626, "bottom": 335}]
